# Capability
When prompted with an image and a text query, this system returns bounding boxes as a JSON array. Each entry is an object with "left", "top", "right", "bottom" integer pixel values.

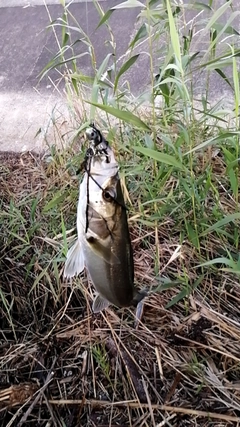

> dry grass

[{"left": 1, "top": 150, "right": 240, "bottom": 427}]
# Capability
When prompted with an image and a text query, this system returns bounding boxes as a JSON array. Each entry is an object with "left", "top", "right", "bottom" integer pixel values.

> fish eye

[{"left": 103, "top": 188, "right": 115, "bottom": 202}]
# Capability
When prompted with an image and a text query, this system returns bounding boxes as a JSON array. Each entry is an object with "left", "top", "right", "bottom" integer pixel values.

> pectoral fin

[
  {"left": 86, "top": 236, "right": 120, "bottom": 265},
  {"left": 92, "top": 294, "right": 110, "bottom": 313},
  {"left": 64, "top": 239, "right": 85, "bottom": 278}
]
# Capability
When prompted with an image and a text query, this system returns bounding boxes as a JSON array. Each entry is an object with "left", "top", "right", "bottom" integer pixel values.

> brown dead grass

[{"left": 1, "top": 151, "right": 240, "bottom": 426}]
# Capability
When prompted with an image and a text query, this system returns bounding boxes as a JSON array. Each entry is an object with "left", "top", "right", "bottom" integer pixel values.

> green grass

[{"left": 1, "top": 0, "right": 240, "bottom": 425}]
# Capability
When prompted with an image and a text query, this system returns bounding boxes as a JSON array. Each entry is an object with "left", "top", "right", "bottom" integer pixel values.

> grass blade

[
  {"left": 84, "top": 101, "right": 151, "bottom": 130},
  {"left": 133, "top": 146, "right": 185, "bottom": 170},
  {"left": 166, "top": 0, "right": 182, "bottom": 73},
  {"left": 113, "top": 0, "right": 145, "bottom": 9},
  {"left": 201, "top": 213, "right": 240, "bottom": 236},
  {"left": 114, "top": 54, "right": 140, "bottom": 92},
  {"left": 185, "top": 132, "right": 240, "bottom": 154}
]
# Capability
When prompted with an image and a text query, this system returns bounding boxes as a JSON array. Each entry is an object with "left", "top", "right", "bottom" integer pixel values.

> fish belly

[{"left": 83, "top": 242, "right": 134, "bottom": 307}]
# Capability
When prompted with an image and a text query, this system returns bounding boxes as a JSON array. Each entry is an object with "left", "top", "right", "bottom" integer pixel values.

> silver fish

[{"left": 64, "top": 125, "right": 146, "bottom": 313}]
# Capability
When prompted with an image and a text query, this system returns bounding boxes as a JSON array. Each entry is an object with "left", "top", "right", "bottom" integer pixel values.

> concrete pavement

[
  {"left": 0, "top": 0, "right": 142, "bottom": 151},
  {"left": 0, "top": 0, "right": 239, "bottom": 152}
]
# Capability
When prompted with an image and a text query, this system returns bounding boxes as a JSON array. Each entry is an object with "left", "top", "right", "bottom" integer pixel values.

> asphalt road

[
  {"left": 0, "top": 0, "right": 239, "bottom": 151},
  {"left": 0, "top": 0, "right": 142, "bottom": 151}
]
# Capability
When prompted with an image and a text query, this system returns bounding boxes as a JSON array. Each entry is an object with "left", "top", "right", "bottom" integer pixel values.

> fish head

[
  {"left": 85, "top": 143, "right": 123, "bottom": 217},
  {"left": 88, "top": 173, "right": 124, "bottom": 223},
  {"left": 78, "top": 145, "right": 123, "bottom": 232}
]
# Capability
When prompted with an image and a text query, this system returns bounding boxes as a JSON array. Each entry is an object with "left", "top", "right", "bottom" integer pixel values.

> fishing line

[{"left": 85, "top": 154, "right": 91, "bottom": 234}]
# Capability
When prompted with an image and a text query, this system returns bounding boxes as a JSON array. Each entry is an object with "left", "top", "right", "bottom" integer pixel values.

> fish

[{"left": 64, "top": 124, "right": 147, "bottom": 313}]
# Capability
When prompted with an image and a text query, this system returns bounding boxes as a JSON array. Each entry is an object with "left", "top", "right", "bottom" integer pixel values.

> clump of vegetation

[{"left": 1, "top": 0, "right": 240, "bottom": 425}]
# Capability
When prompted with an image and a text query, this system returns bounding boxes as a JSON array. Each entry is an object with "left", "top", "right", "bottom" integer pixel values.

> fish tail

[{"left": 132, "top": 289, "right": 148, "bottom": 306}]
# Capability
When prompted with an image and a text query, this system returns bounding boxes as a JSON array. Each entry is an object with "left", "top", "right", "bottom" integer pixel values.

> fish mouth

[{"left": 85, "top": 123, "right": 110, "bottom": 162}]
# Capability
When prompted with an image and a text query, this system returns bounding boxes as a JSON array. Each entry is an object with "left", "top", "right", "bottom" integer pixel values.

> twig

[
  {"left": 164, "top": 372, "right": 182, "bottom": 404},
  {"left": 174, "top": 334, "right": 240, "bottom": 362},
  {"left": 142, "top": 379, "right": 156, "bottom": 427},
  {"left": 17, "top": 357, "right": 57, "bottom": 427},
  {"left": 106, "top": 337, "right": 147, "bottom": 403},
  {"left": 47, "top": 399, "right": 240, "bottom": 422}
]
